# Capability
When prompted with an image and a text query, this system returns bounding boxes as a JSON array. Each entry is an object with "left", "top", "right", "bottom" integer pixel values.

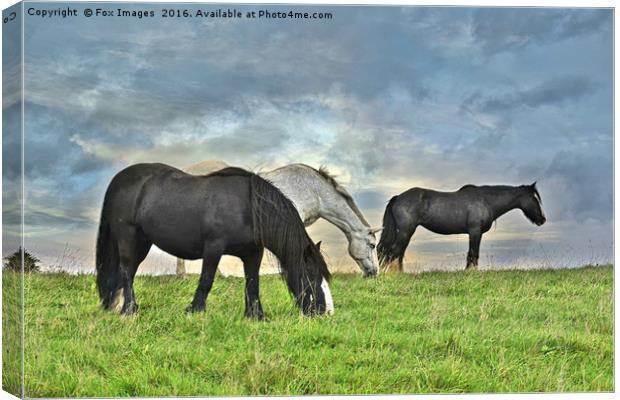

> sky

[{"left": 2, "top": 4, "right": 613, "bottom": 274}]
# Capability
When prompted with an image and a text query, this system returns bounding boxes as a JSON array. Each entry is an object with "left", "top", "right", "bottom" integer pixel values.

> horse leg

[
  {"left": 116, "top": 226, "right": 140, "bottom": 315},
  {"left": 187, "top": 244, "right": 222, "bottom": 313},
  {"left": 127, "top": 234, "right": 152, "bottom": 307},
  {"left": 242, "top": 248, "right": 264, "bottom": 320},
  {"left": 394, "top": 225, "right": 417, "bottom": 272},
  {"left": 466, "top": 229, "right": 482, "bottom": 270}
]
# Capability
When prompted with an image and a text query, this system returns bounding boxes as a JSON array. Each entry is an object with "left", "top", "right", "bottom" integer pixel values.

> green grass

[
  {"left": 3, "top": 266, "right": 614, "bottom": 397},
  {"left": 2, "top": 268, "right": 22, "bottom": 397}
]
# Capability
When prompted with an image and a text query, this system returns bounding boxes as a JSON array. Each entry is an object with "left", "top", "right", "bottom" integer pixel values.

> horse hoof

[
  {"left": 244, "top": 310, "right": 265, "bottom": 320},
  {"left": 120, "top": 302, "right": 138, "bottom": 315},
  {"left": 186, "top": 304, "right": 205, "bottom": 313},
  {"left": 302, "top": 307, "right": 325, "bottom": 317},
  {"left": 246, "top": 314, "right": 266, "bottom": 321}
]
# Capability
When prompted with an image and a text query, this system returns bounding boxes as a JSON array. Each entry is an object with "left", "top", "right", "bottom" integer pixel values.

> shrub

[{"left": 4, "top": 247, "right": 41, "bottom": 273}]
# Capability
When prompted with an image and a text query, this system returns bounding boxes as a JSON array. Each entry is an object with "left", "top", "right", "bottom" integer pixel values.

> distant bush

[{"left": 4, "top": 247, "right": 40, "bottom": 273}]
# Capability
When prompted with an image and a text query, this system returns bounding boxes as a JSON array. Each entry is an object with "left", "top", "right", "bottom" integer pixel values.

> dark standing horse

[
  {"left": 377, "top": 183, "right": 546, "bottom": 271},
  {"left": 96, "top": 163, "right": 330, "bottom": 318}
]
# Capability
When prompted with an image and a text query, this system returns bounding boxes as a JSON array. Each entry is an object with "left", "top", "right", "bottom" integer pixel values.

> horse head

[
  {"left": 520, "top": 182, "right": 546, "bottom": 226},
  {"left": 348, "top": 227, "right": 382, "bottom": 278},
  {"left": 300, "top": 241, "right": 331, "bottom": 315}
]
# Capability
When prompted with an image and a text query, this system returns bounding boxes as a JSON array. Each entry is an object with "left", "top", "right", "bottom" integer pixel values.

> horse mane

[
  {"left": 316, "top": 166, "right": 370, "bottom": 227},
  {"left": 458, "top": 184, "right": 542, "bottom": 206},
  {"left": 458, "top": 184, "right": 524, "bottom": 192},
  {"left": 248, "top": 173, "right": 331, "bottom": 303}
]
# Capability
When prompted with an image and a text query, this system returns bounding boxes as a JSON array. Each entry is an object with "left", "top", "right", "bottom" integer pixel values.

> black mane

[{"left": 458, "top": 184, "right": 522, "bottom": 192}]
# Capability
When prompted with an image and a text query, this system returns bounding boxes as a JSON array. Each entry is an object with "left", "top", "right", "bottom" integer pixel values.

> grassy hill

[{"left": 3, "top": 266, "right": 613, "bottom": 397}]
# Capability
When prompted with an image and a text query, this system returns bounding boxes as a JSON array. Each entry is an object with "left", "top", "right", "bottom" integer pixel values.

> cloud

[
  {"left": 462, "top": 75, "right": 596, "bottom": 115},
  {"left": 513, "top": 76, "right": 596, "bottom": 108},
  {"left": 2, "top": 7, "right": 22, "bottom": 110},
  {"left": 2, "top": 104, "right": 22, "bottom": 180},
  {"left": 16, "top": 6, "right": 613, "bottom": 271},
  {"left": 471, "top": 8, "right": 611, "bottom": 55},
  {"left": 352, "top": 189, "right": 388, "bottom": 210},
  {"left": 540, "top": 146, "right": 612, "bottom": 222},
  {"left": 400, "top": 8, "right": 611, "bottom": 61}
]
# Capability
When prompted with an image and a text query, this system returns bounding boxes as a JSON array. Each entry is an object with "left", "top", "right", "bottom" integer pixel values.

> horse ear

[
  {"left": 531, "top": 181, "right": 537, "bottom": 188},
  {"left": 304, "top": 243, "right": 316, "bottom": 260},
  {"left": 315, "top": 241, "right": 322, "bottom": 251}
]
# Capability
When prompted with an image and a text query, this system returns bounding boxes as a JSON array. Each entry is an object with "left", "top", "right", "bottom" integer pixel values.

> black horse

[
  {"left": 96, "top": 163, "right": 330, "bottom": 318},
  {"left": 377, "top": 183, "right": 546, "bottom": 271}
]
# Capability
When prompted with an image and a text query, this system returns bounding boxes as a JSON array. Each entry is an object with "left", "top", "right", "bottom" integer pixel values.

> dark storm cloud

[
  {"left": 540, "top": 146, "right": 612, "bottom": 222},
  {"left": 515, "top": 76, "right": 596, "bottom": 108},
  {"left": 471, "top": 8, "right": 611, "bottom": 55},
  {"left": 2, "top": 104, "right": 22, "bottom": 181},
  {"left": 202, "top": 127, "right": 290, "bottom": 155},
  {"left": 462, "top": 75, "right": 597, "bottom": 114},
  {"left": 556, "top": 9, "right": 612, "bottom": 39},
  {"left": 3, "top": 4, "right": 21, "bottom": 110},
  {"left": 25, "top": 207, "right": 94, "bottom": 231},
  {"left": 71, "top": 156, "right": 109, "bottom": 175}
]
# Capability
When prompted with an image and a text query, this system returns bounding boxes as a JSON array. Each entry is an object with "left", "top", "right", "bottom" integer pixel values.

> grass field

[{"left": 2, "top": 265, "right": 614, "bottom": 397}]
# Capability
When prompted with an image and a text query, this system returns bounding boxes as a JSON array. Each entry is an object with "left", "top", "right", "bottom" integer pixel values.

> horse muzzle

[{"left": 363, "top": 269, "right": 378, "bottom": 278}]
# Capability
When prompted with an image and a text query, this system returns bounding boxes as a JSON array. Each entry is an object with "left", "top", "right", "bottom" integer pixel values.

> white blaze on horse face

[
  {"left": 522, "top": 191, "right": 546, "bottom": 226},
  {"left": 321, "top": 278, "right": 334, "bottom": 315},
  {"left": 536, "top": 195, "right": 547, "bottom": 222}
]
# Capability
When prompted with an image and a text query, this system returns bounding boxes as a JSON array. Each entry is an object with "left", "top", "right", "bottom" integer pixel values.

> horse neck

[
  {"left": 263, "top": 165, "right": 369, "bottom": 238},
  {"left": 484, "top": 187, "right": 524, "bottom": 220},
  {"left": 318, "top": 190, "right": 369, "bottom": 238}
]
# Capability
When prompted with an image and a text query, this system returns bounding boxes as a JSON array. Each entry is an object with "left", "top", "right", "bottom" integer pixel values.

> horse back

[
  {"left": 102, "top": 163, "right": 255, "bottom": 258},
  {"left": 101, "top": 163, "right": 179, "bottom": 221},
  {"left": 134, "top": 166, "right": 253, "bottom": 234},
  {"left": 397, "top": 187, "right": 488, "bottom": 234}
]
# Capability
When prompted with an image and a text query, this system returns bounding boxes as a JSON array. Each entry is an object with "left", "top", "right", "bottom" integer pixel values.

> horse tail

[
  {"left": 377, "top": 195, "right": 402, "bottom": 268},
  {"left": 248, "top": 173, "right": 330, "bottom": 308},
  {"left": 95, "top": 210, "right": 121, "bottom": 310}
]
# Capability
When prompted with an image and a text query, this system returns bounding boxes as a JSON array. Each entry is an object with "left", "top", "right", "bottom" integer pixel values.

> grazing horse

[
  {"left": 96, "top": 163, "right": 330, "bottom": 318},
  {"left": 262, "top": 164, "right": 382, "bottom": 276},
  {"left": 377, "top": 183, "right": 546, "bottom": 271},
  {"left": 177, "top": 161, "right": 383, "bottom": 314}
]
